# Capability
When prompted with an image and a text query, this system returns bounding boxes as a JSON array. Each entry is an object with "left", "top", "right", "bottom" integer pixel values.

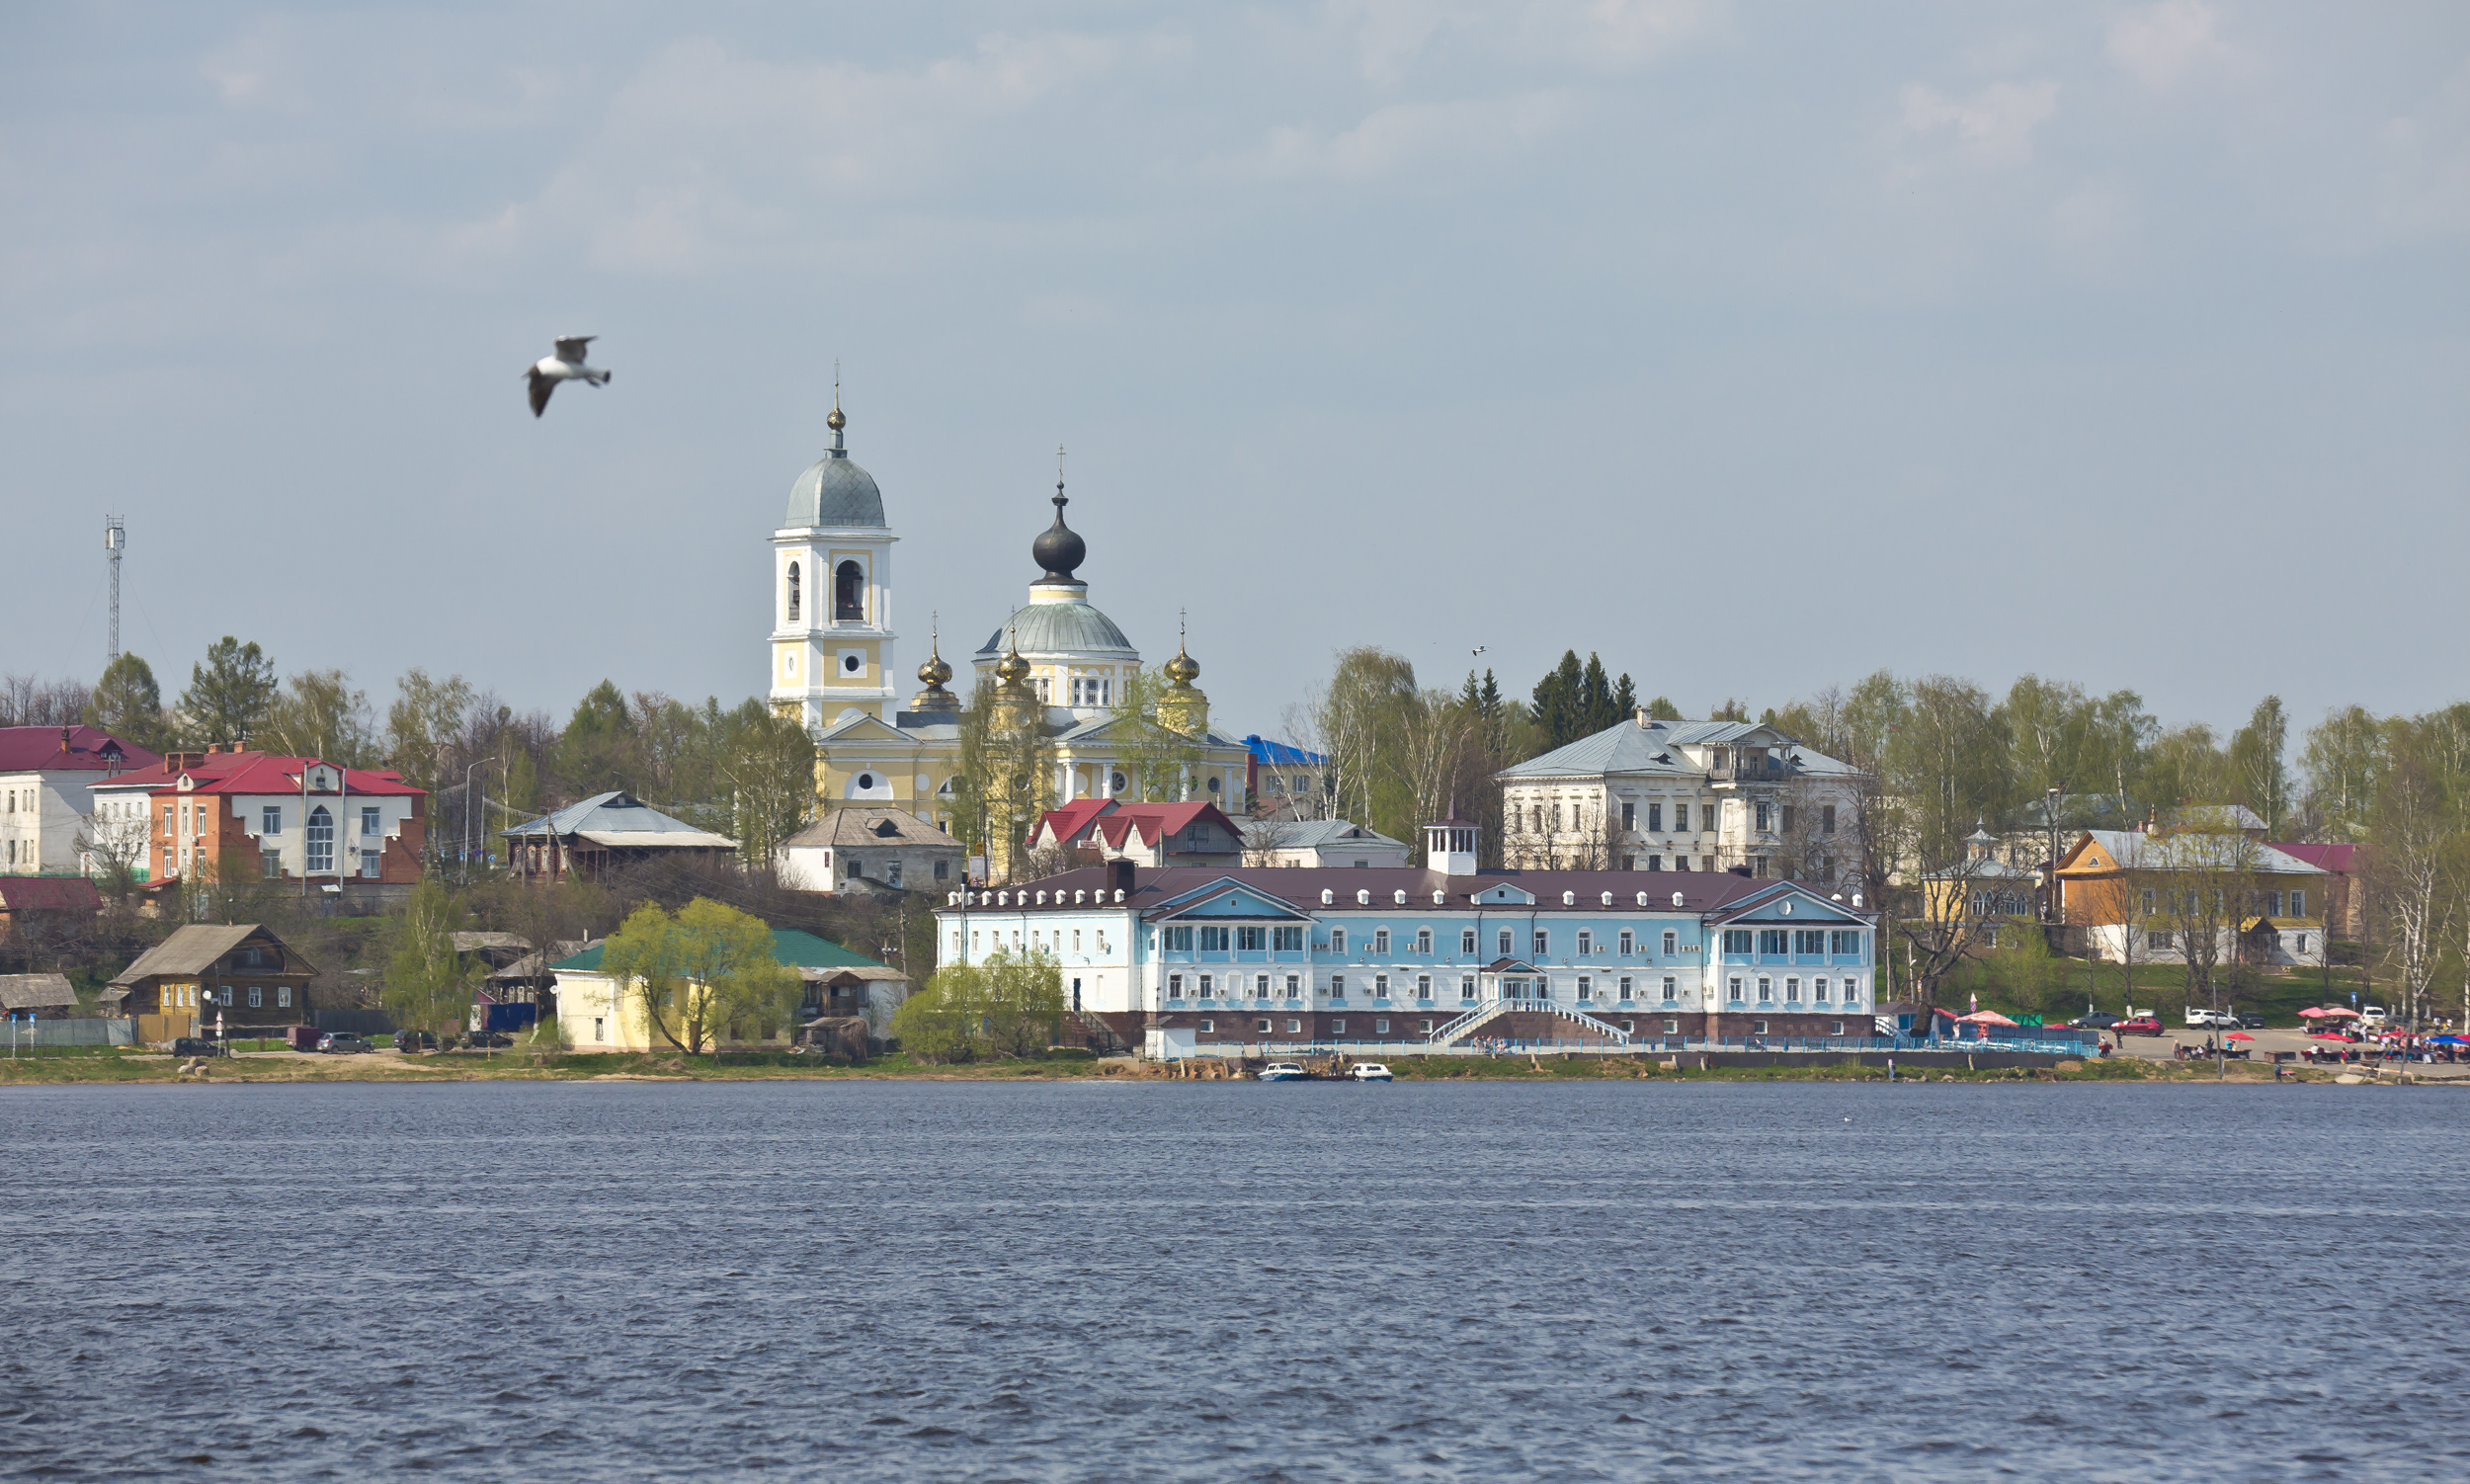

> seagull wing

[
  {"left": 528, "top": 369, "right": 554, "bottom": 417},
  {"left": 552, "top": 335, "right": 595, "bottom": 364}
]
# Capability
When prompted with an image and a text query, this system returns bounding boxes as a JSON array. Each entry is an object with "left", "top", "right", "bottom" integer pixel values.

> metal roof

[
  {"left": 1241, "top": 818, "right": 1408, "bottom": 852},
  {"left": 782, "top": 451, "right": 886, "bottom": 530},
  {"left": 1497, "top": 716, "right": 1859, "bottom": 781},
  {"left": 500, "top": 790, "right": 736, "bottom": 848},
  {"left": 975, "top": 600, "right": 1137, "bottom": 661}
]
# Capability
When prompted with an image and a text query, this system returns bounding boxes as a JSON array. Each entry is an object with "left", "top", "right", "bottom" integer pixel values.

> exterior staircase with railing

[{"left": 1429, "top": 998, "right": 1631, "bottom": 1047}]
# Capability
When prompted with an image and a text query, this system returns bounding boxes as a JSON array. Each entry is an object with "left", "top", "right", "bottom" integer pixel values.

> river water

[{"left": 3, "top": 1079, "right": 2464, "bottom": 1481}]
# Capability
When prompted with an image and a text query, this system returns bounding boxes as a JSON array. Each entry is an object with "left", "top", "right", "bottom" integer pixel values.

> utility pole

[{"left": 103, "top": 516, "right": 125, "bottom": 667}]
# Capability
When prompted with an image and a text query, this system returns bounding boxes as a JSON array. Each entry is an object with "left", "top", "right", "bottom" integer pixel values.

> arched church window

[
  {"left": 786, "top": 562, "right": 800, "bottom": 621},
  {"left": 835, "top": 560, "right": 864, "bottom": 620},
  {"left": 305, "top": 806, "right": 334, "bottom": 874}
]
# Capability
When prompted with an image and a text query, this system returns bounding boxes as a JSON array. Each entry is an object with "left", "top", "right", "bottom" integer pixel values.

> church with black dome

[{"left": 766, "top": 398, "right": 1251, "bottom": 855}]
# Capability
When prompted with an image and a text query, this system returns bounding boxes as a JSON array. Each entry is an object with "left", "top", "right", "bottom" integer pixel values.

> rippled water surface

[{"left": 4, "top": 1079, "right": 2466, "bottom": 1480}]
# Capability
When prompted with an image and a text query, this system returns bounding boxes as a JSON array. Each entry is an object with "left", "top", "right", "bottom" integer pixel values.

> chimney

[
  {"left": 206, "top": 743, "right": 225, "bottom": 756},
  {"left": 1110, "top": 859, "right": 1135, "bottom": 896},
  {"left": 59, "top": 727, "right": 72, "bottom": 753},
  {"left": 1635, "top": 706, "right": 1649, "bottom": 728}
]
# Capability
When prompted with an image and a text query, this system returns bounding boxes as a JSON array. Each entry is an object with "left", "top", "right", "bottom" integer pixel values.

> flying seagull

[{"left": 525, "top": 336, "right": 611, "bottom": 417}]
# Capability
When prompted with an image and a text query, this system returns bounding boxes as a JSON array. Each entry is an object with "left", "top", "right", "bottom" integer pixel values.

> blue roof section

[{"left": 1242, "top": 735, "right": 1325, "bottom": 767}]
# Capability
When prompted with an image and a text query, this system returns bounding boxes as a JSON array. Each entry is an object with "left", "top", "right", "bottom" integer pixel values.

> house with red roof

[
  {"left": 88, "top": 745, "right": 427, "bottom": 904},
  {"left": 0, "top": 724, "right": 160, "bottom": 878},
  {"left": 1028, "top": 799, "right": 1246, "bottom": 870}
]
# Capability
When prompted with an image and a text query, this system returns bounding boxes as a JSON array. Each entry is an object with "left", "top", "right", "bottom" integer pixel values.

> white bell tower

[{"left": 771, "top": 389, "right": 898, "bottom": 728}]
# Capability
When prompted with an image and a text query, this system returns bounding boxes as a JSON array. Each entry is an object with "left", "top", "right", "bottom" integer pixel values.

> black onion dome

[{"left": 1032, "top": 491, "right": 1085, "bottom": 583}]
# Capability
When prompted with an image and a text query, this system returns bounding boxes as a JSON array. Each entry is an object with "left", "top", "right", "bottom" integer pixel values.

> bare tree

[{"left": 2363, "top": 742, "right": 2455, "bottom": 1029}]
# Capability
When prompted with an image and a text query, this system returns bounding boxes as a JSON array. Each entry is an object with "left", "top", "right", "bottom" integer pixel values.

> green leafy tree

[
  {"left": 85, "top": 652, "right": 171, "bottom": 754},
  {"left": 261, "top": 669, "right": 379, "bottom": 767},
  {"left": 2299, "top": 703, "right": 2381, "bottom": 841},
  {"left": 385, "top": 669, "right": 477, "bottom": 793},
  {"left": 717, "top": 699, "right": 817, "bottom": 868},
  {"left": 179, "top": 636, "right": 278, "bottom": 747},
  {"left": 551, "top": 680, "right": 638, "bottom": 799},
  {"left": 1642, "top": 695, "right": 1683, "bottom": 720},
  {"left": 891, "top": 948, "right": 1064, "bottom": 1062},
  {"left": 384, "top": 879, "right": 480, "bottom": 1038},
  {"left": 1112, "top": 664, "right": 1205, "bottom": 803},
  {"left": 1530, "top": 650, "right": 1586, "bottom": 748},
  {"left": 600, "top": 897, "right": 796, "bottom": 1055},
  {"left": 2227, "top": 696, "right": 2290, "bottom": 834}
]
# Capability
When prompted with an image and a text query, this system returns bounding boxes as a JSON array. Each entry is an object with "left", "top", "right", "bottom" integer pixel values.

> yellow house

[{"left": 549, "top": 928, "right": 909, "bottom": 1050}]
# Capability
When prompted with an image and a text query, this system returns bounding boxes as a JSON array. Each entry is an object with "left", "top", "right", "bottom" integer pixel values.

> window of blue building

[
  {"left": 1274, "top": 926, "right": 1304, "bottom": 951},
  {"left": 1236, "top": 926, "right": 1265, "bottom": 950},
  {"left": 1199, "top": 926, "right": 1230, "bottom": 951},
  {"left": 1722, "top": 929, "right": 1753, "bottom": 954}
]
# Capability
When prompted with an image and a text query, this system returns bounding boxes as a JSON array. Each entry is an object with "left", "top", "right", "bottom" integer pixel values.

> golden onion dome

[
  {"left": 1165, "top": 639, "right": 1199, "bottom": 686},
  {"left": 918, "top": 647, "right": 952, "bottom": 687}
]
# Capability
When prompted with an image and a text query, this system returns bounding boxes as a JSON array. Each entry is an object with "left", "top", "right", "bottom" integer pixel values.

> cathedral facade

[{"left": 766, "top": 401, "right": 1251, "bottom": 859}]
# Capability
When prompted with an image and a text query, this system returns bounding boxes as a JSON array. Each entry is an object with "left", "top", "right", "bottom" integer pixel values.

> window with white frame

[
  {"left": 1257, "top": 1019, "right": 1273, "bottom": 1032},
  {"left": 1617, "top": 930, "right": 1633, "bottom": 955},
  {"left": 1662, "top": 930, "right": 1679, "bottom": 956},
  {"left": 1784, "top": 976, "right": 1800, "bottom": 1002},
  {"left": 1815, "top": 977, "right": 1830, "bottom": 1002},
  {"left": 1728, "top": 976, "right": 1744, "bottom": 1002},
  {"left": 1168, "top": 974, "right": 1184, "bottom": 998},
  {"left": 1374, "top": 973, "right": 1390, "bottom": 998},
  {"left": 1532, "top": 930, "right": 1549, "bottom": 957},
  {"left": 1285, "top": 974, "right": 1300, "bottom": 997},
  {"left": 2290, "top": 890, "right": 2306, "bottom": 918},
  {"left": 261, "top": 805, "right": 282, "bottom": 835},
  {"left": 1618, "top": 976, "right": 1632, "bottom": 1000},
  {"left": 1274, "top": 926, "right": 1304, "bottom": 951},
  {"left": 305, "top": 806, "right": 334, "bottom": 873},
  {"left": 1373, "top": 929, "right": 1390, "bottom": 954},
  {"left": 1461, "top": 928, "right": 1477, "bottom": 953},
  {"left": 1576, "top": 931, "right": 1593, "bottom": 955},
  {"left": 1415, "top": 928, "right": 1432, "bottom": 954},
  {"left": 1663, "top": 975, "right": 1678, "bottom": 1001},
  {"left": 1498, "top": 929, "right": 1514, "bottom": 956},
  {"left": 1374, "top": 1019, "right": 1390, "bottom": 1033},
  {"left": 1257, "top": 975, "right": 1271, "bottom": 998},
  {"left": 1460, "top": 975, "right": 1476, "bottom": 1000},
  {"left": 1758, "top": 976, "right": 1772, "bottom": 1001},
  {"left": 1330, "top": 974, "right": 1346, "bottom": 999},
  {"left": 1197, "top": 973, "right": 1214, "bottom": 996},
  {"left": 1577, "top": 975, "right": 1593, "bottom": 1001},
  {"left": 1236, "top": 926, "right": 1265, "bottom": 951},
  {"left": 1330, "top": 928, "right": 1347, "bottom": 954},
  {"left": 278, "top": 986, "right": 291, "bottom": 1008},
  {"left": 248, "top": 986, "right": 263, "bottom": 1007},
  {"left": 361, "top": 849, "right": 381, "bottom": 878},
  {"left": 361, "top": 806, "right": 380, "bottom": 837}
]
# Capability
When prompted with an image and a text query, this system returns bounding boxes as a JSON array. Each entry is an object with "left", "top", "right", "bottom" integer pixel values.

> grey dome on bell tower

[
  {"left": 782, "top": 390, "right": 885, "bottom": 530},
  {"left": 1031, "top": 482, "right": 1085, "bottom": 586}
]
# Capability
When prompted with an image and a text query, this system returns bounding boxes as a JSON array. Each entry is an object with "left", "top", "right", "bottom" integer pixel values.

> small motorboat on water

[
  {"left": 1257, "top": 1062, "right": 1309, "bottom": 1082},
  {"left": 1347, "top": 1062, "right": 1393, "bottom": 1081}
]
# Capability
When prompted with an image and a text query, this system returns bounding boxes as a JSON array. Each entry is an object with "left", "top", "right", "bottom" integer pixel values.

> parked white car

[
  {"left": 2184, "top": 1008, "right": 2240, "bottom": 1030},
  {"left": 1348, "top": 1062, "right": 1394, "bottom": 1082}
]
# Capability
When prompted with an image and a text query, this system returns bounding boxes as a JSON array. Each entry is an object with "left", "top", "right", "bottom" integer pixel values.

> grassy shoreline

[{"left": 0, "top": 1046, "right": 2446, "bottom": 1087}]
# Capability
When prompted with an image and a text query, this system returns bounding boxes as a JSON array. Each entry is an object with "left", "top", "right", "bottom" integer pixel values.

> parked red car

[{"left": 2114, "top": 1017, "right": 2164, "bottom": 1037}]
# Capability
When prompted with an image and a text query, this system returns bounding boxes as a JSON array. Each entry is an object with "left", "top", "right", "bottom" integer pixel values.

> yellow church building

[{"left": 767, "top": 398, "right": 1250, "bottom": 858}]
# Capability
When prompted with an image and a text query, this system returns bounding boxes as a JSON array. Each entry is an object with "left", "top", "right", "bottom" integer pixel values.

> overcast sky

[{"left": 5, "top": 2, "right": 2464, "bottom": 743}]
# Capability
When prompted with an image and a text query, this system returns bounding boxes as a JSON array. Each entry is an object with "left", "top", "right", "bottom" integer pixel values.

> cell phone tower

[{"left": 104, "top": 516, "right": 125, "bottom": 666}]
